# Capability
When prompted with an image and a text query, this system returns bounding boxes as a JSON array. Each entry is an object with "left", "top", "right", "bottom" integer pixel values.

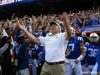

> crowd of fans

[
  {"left": 0, "top": 8, "right": 100, "bottom": 75},
  {"left": 0, "top": 9, "right": 100, "bottom": 35}
]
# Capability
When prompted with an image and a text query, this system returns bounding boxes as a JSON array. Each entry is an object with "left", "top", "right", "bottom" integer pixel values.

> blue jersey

[
  {"left": 96, "top": 49, "right": 100, "bottom": 72},
  {"left": 14, "top": 42, "right": 29, "bottom": 71},
  {"left": 32, "top": 42, "right": 45, "bottom": 61},
  {"left": 67, "top": 36, "right": 84, "bottom": 59},
  {"left": 85, "top": 42, "right": 99, "bottom": 65},
  {"left": 33, "top": 34, "right": 45, "bottom": 61},
  {"left": 14, "top": 29, "right": 23, "bottom": 41}
]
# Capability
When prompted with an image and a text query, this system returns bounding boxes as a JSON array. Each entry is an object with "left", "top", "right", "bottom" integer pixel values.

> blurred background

[{"left": 0, "top": 0, "right": 100, "bottom": 19}]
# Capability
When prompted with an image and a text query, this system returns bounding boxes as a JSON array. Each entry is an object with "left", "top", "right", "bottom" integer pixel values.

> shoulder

[
  {"left": 77, "top": 36, "right": 83, "bottom": 40},
  {"left": 85, "top": 42, "right": 89, "bottom": 46},
  {"left": 77, "top": 36, "right": 84, "bottom": 42},
  {"left": 57, "top": 32, "right": 67, "bottom": 40},
  {"left": 57, "top": 32, "right": 66, "bottom": 35},
  {"left": 57, "top": 32, "right": 66, "bottom": 38},
  {"left": 38, "top": 36, "right": 46, "bottom": 41},
  {"left": 46, "top": 33, "right": 52, "bottom": 36}
]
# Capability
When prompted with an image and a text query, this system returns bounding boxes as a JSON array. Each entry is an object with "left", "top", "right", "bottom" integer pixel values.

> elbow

[
  {"left": 80, "top": 47, "right": 86, "bottom": 57},
  {"left": 31, "top": 38, "right": 41, "bottom": 44},
  {"left": 81, "top": 50, "right": 86, "bottom": 57}
]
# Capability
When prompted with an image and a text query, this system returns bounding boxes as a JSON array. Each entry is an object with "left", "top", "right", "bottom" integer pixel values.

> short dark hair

[
  {"left": 0, "top": 36, "right": 7, "bottom": 47},
  {"left": 17, "top": 35, "right": 25, "bottom": 44}
]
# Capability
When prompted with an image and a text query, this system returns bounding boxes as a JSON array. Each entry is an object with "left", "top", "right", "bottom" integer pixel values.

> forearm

[
  {"left": 65, "top": 48, "right": 70, "bottom": 57},
  {"left": 32, "top": 23, "right": 35, "bottom": 35},
  {"left": 80, "top": 45, "right": 86, "bottom": 57},
  {"left": 62, "top": 13, "right": 71, "bottom": 38},
  {"left": 78, "top": 19, "right": 82, "bottom": 23},
  {"left": 83, "top": 36, "right": 90, "bottom": 42},
  {"left": 23, "top": 28, "right": 40, "bottom": 44},
  {"left": 65, "top": 19, "right": 71, "bottom": 38},
  {"left": 77, "top": 47, "right": 86, "bottom": 61},
  {"left": 7, "top": 26, "right": 19, "bottom": 40},
  {"left": 0, "top": 43, "right": 9, "bottom": 55},
  {"left": 77, "top": 44, "right": 86, "bottom": 61}
]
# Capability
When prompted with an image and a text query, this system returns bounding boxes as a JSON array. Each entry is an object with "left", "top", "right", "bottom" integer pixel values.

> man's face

[
  {"left": 37, "top": 29, "right": 43, "bottom": 36},
  {"left": 51, "top": 24, "right": 60, "bottom": 34}
]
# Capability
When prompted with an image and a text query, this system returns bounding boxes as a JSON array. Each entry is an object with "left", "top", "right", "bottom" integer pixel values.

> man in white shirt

[{"left": 18, "top": 12, "right": 71, "bottom": 75}]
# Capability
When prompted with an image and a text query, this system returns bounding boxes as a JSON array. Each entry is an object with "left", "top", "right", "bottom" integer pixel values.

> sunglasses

[{"left": 90, "top": 37, "right": 98, "bottom": 38}]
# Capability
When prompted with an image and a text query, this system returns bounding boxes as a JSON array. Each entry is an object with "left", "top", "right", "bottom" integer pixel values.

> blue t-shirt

[
  {"left": 33, "top": 34, "right": 45, "bottom": 61},
  {"left": 14, "top": 29, "right": 23, "bottom": 41},
  {"left": 67, "top": 36, "right": 84, "bottom": 59},
  {"left": 33, "top": 42, "right": 45, "bottom": 61},
  {"left": 14, "top": 42, "right": 29, "bottom": 71}
]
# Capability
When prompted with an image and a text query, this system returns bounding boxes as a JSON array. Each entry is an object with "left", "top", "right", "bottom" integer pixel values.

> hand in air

[{"left": 18, "top": 20, "right": 25, "bottom": 30}]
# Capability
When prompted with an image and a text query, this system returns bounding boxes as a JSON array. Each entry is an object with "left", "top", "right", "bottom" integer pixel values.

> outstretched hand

[
  {"left": 81, "top": 31, "right": 86, "bottom": 37},
  {"left": 65, "top": 48, "right": 70, "bottom": 57},
  {"left": 74, "top": 59, "right": 79, "bottom": 64},
  {"left": 7, "top": 37, "right": 12, "bottom": 44},
  {"left": 18, "top": 21, "right": 25, "bottom": 30},
  {"left": 62, "top": 12, "right": 69, "bottom": 21}
]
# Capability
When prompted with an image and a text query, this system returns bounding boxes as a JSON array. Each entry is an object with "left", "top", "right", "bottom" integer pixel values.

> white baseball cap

[{"left": 89, "top": 33, "right": 99, "bottom": 38}]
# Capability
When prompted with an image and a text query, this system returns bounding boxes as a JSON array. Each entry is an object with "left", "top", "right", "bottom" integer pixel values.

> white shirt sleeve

[
  {"left": 39, "top": 36, "right": 46, "bottom": 46},
  {"left": 60, "top": 32, "right": 67, "bottom": 42},
  {"left": 59, "top": 32, "right": 68, "bottom": 50},
  {"left": 0, "top": 43, "right": 9, "bottom": 55}
]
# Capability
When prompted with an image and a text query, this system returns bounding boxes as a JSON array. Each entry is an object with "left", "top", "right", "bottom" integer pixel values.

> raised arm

[
  {"left": 0, "top": 43, "right": 9, "bottom": 55},
  {"left": 7, "top": 26, "right": 19, "bottom": 40},
  {"left": 0, "top": 38, "right": 11, "bottom": 55},
  {"left": 82, "top": 32, "right": 100, "bottom": 45},
  {"left": 75, "top": 38, "right": 86, "bottom": 64},
  {"left": 32, "top": 15, "right": 37, "bottom": 35},
  {"left": 62, "top": 12, "right": 71, "bottom": 39},
  {"left": 17, "top": 21, "right": 41, "bottom": 44}
]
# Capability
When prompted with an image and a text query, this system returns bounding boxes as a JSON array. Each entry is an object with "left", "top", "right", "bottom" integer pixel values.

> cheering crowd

[{"left": 0, "top": 9, "right": 100, "bottom": 75}]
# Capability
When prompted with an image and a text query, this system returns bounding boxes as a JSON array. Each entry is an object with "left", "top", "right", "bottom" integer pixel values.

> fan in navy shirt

[
  {"left": 14, "top": 35, "right": 30, "bottom": 75},
  {"left": 14, "top": 29, "right": 23, "bottom": 41},
  {"left": 34, "top": 28, "right": 46, "bottom": 61},
  {"left": 29, "top": 28, "right": 45, "bottom": 75},
  {"left": 28, "top": 41, "right": 44, "bottom": 75}
]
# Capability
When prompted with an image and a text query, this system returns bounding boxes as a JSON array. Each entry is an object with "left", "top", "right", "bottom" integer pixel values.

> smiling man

[{"left": 18, "top": 12, "right": 71, "bottom": 75}]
